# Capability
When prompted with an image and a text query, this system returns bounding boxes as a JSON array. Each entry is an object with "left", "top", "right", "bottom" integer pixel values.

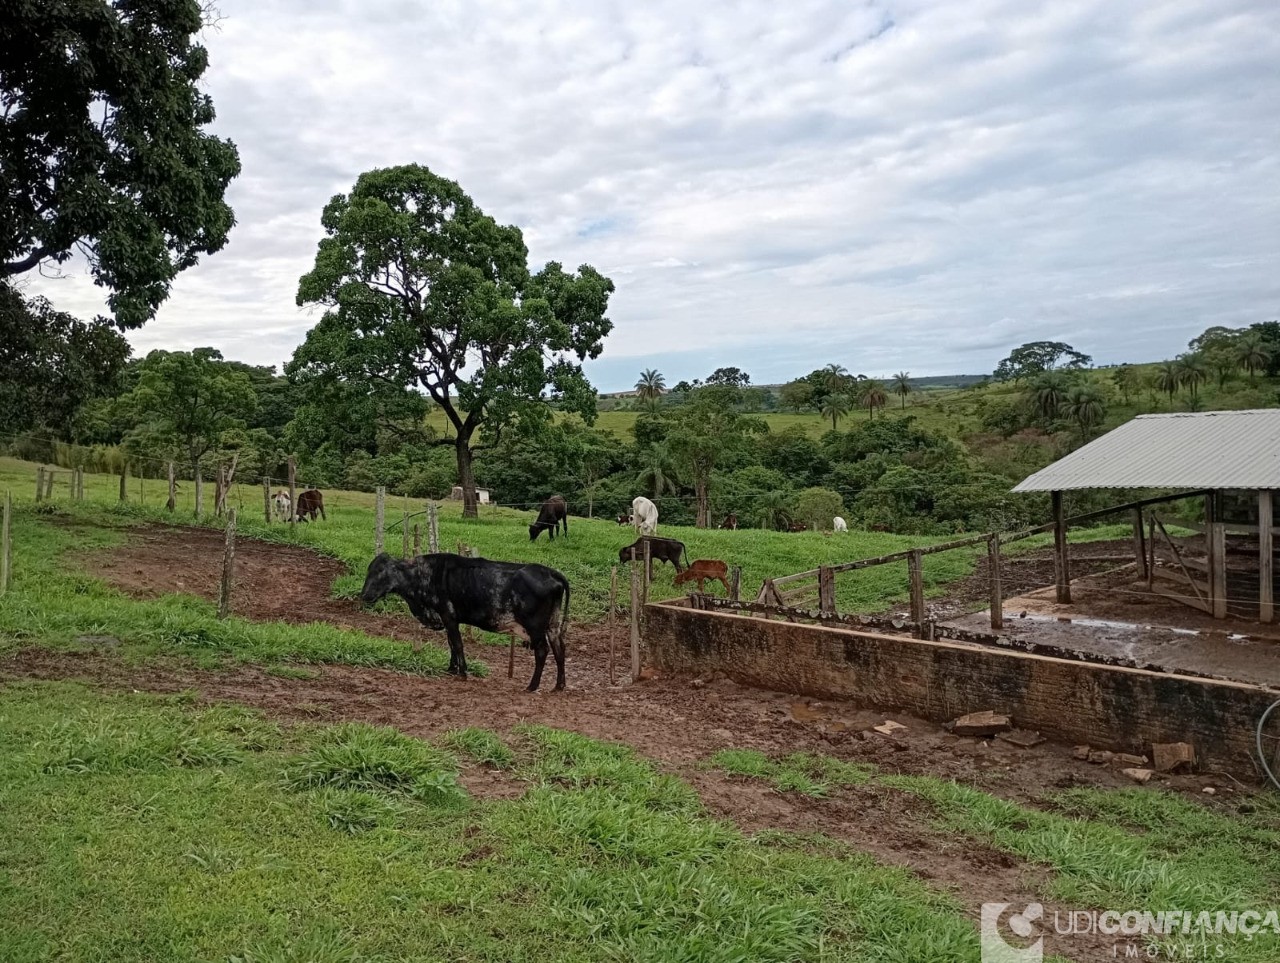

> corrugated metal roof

[{"left": 1012, "top": 409, "right": 1280, "bottom": 492}]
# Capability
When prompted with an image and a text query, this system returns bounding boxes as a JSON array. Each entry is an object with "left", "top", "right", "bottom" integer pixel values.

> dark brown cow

[
  {"left": 529, "top": 495, "right": 568, "bottom": 541},
  {"left": 719, "top": 512, "right": 738, "bottom": 530},
  {"left": 618, "top": 536, "right": 686, "bottom": 572},
  {"left": 786, "top": 521, "right": 807, "bottom": 532},
  {"left": 673, "top": 559, "right": 730, "bottom": 595},
  {"left": 294, "top": 489, "right": 325, "bottom": 522}
]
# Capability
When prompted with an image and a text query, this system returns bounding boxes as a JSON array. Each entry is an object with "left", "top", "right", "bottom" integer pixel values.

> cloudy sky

[{"left": 27, "top": 0, "right": 1280, "bottom": 391}]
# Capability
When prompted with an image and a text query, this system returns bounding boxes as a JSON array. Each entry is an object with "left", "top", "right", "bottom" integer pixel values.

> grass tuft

[
  {"left": 710, "top": 748, "right": 874, "bottom": 797},
  {"left": 441, "top": 727, "right": 515, "bottom": 769}
]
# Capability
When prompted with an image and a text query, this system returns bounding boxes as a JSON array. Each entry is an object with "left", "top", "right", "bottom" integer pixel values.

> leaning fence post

[
  {"left": 217, "top": 509, "right": 237, "bottom": 619},
  {"left": 167, "top": 462, "right": 176, "bottom": 513},
  {"left": 119, "top": 464, "right": 127, "bottom": 503},
  {"left": 988, "top": 534, "right": 1003, "bottom": 631},
  {"left": 263, "top": 476, "right": 272, "bottom": 525},
  {"left": 44, "top": 470, "right": 54, "bottom": 500},
  {"left": 401, "top": 509, "right": 409, "bottom": 558},
  {"left": 374, "top": 486, "right": 386, "bottom": 554},
  {"left": 1, "top": 490, "right": 12, "bottom": 596},
  {"left": 609, "top": 565, "right": 618, "bottom": 685},
  {"left": 630, "top": 550, "right": 641, "bottom": 681},
  {"left": 428, "top": 502, "right": 439, "bottom": 553},
  {"left": 35, "top": 468, "right": 44, "bottom": 503},
  {"left": 908, "top": 549, "right": 925, "bottom": 638}
]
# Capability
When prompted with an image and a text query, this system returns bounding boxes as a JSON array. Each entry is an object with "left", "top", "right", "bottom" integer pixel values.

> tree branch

[{"left": 3, "top": 247, "right": 51, "bottom": 275}]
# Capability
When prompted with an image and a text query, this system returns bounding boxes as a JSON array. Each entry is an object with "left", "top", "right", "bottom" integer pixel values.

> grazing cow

[
  {"left": 720, "top": 512, "right": 739, "bottom": 530},
  {"left": 833, "top": 516, "right": 848, "bottom": 532},
  {"left": 272, "top": 491, "right": 291, "bottom": 522},
  {"left": 294, "top": 489, "right": 325, "bottom": 522},
  {"left": 617, "top": 513, "right": 631, "bottom": 525},
  {"left": 619, "top": 536, "right": 686, "bottom": 572},
  {"left": 529, "top": 495, "right": 569, "bottom": 541},
  {"left": 631, "top": 495, "right": 658, "bottom": 535},
  {"left": 787, "top": 521, "right": 808, "bottom": 533},
  {"left": 359, "top": 553, "right": 570, "bottom": 691},
  {"left": 673, "top": 559, "right": 730, "bottom": 595}
]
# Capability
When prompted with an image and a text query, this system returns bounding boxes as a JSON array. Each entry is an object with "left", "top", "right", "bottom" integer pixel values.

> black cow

[
  {"left": 360, "top": 553, "right": 570, "bottom": 691},
  {"left": 529, "top": 494, "right": 568, "bottom": 541},
  {"left": 618, "top": 536, "right": 686, "bottom": 572}
]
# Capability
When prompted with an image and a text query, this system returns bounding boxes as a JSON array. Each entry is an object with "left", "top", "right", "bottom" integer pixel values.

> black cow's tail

[{"left": 555, "top": 575, "right": 570, "bottom": 656}]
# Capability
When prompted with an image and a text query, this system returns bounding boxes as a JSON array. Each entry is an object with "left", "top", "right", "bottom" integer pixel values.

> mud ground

[{"left": 4, "top": 524, "right": 1259, "bottom": 960}]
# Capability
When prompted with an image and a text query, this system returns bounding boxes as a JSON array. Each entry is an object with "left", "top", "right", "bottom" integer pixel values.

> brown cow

[
  {"left": 719, "top": 512, "right": 738, "bottom": 530},
  {"left": 673, "top": 559, "right": 730, "bottom": 595},
  {"left": 294, "top": 489, "right": 325, "bottom": 522}
]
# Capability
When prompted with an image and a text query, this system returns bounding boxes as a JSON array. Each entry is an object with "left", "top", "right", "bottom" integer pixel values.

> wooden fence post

[
  {"left": 608, "top": 565, "right": 618, "bottom": 685},
  {"left": 908, "top": 549, "right": 925, "bottom": 638},
  {"left": 194, "top": 469, "right": 203, "bottom": 520},
  {"left": 1, "top": 490, "right": 12, "bottom": 597},
  {"left": 263, "top": 476, "right": 272, "bottom": 524},
  {"left": 374, "top": 486, "right": 386, "bottom": 554},
  {"left": 34, "top": 468, "right": 44, "bottom": 503},
  {"left": 401, "top": 509, "right": 409, "bottom": 558},
  {"left": 167, "top": 462, "right": 176, "bottom": 513},
  {"left": 428, "top": 503, "right": 439, "bottom": 553},
  {"left": 642, "top": 540, "right": 651, "bottom": 607},
  {"left": 1260, "top": 490, "right": 1274, "bottom": 624},
  {"left": 287, "top": 455, "right": 297, "bottom": 529},
  {"left": 413, "top": 524, "right": 421, "bottom": 555},
  {"left": 729, "top": 566, "right": 741, "bottom": 602},
  {"left": 217, "top": 509, "right": 237, "bottom": 619},
  {"left": 1052, "top": 490, "right": 1071, "bottom": 604},
  {"left": 119, "top": 464, "right": 127, "bottom": 503},
  {"left": 817, "top": 565, "right": 836, "bottom": 617},
  {"left": 630, "top": 552, "right": 641, "bottom": 681},
  {"left": 988, "top": 534, "right": 1003, "bottom": 631},
  {"left": 1147, "top": 513, "right": 1157, "bottom": 590},
  {"left": 1132, "top": 508, "right": 1148, "bottom": 582},
  {"left": 43, "top": 470, "right": 53, "bottom": 500},
  {"left": 138, "top": 472, "right": 143, "bottom": 505}
]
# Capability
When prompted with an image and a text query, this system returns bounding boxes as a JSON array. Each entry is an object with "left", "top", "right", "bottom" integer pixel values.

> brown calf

[{"left": 673, "top": 559, "right": 730, "bottom": 595}]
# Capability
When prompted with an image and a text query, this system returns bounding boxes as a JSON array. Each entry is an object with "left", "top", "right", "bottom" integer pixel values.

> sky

[{"left": 24, "top": 0, "right": 1280, "bottom": 392}]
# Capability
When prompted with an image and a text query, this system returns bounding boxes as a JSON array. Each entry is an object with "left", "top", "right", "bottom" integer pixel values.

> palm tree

[
  {"left": 1155, "top": 361, "right": 1180, "bottom": 404},
  {"left": 634, "top": 369, "right": 666, "bottom": 405},
  {"left": 1176, "top": 353, "right": 1207, "bottom": 399},
  {"left": 861, "top": 380, "right": 888, "bottom": 420},
  {"left": 1061, "top": 385, "right": 1106, "bottom": 440},
  {"left": 892, "top": 371, "right": 913, "bottom": 410},
  {"left": 635, "top": 441, "right": 680, "bottom": 498},
  {"left": 1236, "top": 334, "right": 1273, "bottom": 383},
  {"left": 755, "top": 490, "right": 793, "bottom": 531},
  {"left": 819, "top": 392, "right": 850, "bottom": 430},
  {"left": 1028, "top": 371, "right": 1069, "bottom": 421}
]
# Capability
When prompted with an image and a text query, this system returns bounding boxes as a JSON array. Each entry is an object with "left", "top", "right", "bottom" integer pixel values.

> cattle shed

[{"left": 1014, "top": 409, "right": 1280, "bottom": 623}]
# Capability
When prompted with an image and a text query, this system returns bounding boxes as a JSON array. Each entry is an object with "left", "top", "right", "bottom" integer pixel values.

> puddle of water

[{"left": 1013, "top": 613, "right": 1211, "bottom": 636}]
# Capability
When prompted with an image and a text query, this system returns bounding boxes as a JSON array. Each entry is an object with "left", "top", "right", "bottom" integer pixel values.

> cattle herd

[
  {"left": 272, "top": 488, "right": 326, "bottom": 523},
  {"left": 358, "top": 492, "right": 851, "bottom": 692}
]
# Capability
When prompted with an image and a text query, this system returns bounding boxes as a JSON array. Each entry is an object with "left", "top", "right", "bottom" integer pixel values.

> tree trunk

[
  {"left": 695, "top": 478, "right": 709, "bottom": 528},
  {"left": 455, "top": 436, "right": 479, "bottom": 519}
]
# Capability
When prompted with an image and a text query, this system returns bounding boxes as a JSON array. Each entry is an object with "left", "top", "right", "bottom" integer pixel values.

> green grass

[
  {"left": 710, "top": 748, "right": 875, "bottom": 797},
  {"left": 0, "top": 682, "right": 982, "bottom": 962},
  {"left": 0, "top": 501, "right": 460, "bottom": 676}
]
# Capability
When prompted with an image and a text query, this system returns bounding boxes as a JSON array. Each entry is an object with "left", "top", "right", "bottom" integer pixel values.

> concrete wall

[{"left": 644, "top": 601, "right": 1277, "bottom": 774}]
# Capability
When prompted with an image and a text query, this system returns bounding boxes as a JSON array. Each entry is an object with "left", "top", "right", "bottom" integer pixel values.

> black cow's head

[
  {"left": 528, "top": 523, "right": 543, "bottom": 541},
  {"left": 360, "top": 553, "right": 408, "bottom": 605}
]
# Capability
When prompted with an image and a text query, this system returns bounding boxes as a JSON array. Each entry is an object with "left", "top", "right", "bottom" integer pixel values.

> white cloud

[{"left": 25, "top": 0, "right": 1280, "bottom": 387}]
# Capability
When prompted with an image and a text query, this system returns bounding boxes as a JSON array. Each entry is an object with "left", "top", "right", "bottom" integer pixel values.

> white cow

[
  {"left": 631, "top": 495, "right": 659, "bottom": 536},
  {"left": 273, "top": 491, "right": 292, "bottom": 522},
  {"left": 833, "top": 516, "right": 848, "bottom": 532}
]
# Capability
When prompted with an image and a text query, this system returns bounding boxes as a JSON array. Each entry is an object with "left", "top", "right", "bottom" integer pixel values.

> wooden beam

[
  {"left": 1207, "top": 493, "right": 1227, "bottom": 619},
  {"left": 817, "top": 565, "right": 836, "bottom": 617},
  {"left": 1053, "top": 491, "right": 1071, "bottom": 604},
  {"left": 1260, "top": 490, "right": 1274, "bottom": 624},
  {"left": 1133, "top": 509, "right": 1148, "bottom": 582},
  {"left": 1153, "top": 513, "right": 1207, "bottom": 606},
  {"left": 908, "top": 549, "right": 925, "bottom": 636}
]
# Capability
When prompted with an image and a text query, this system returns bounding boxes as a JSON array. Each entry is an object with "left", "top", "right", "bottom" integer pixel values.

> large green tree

[
  {"left": 290, "top": 165, "right": 614, "bottom": 517},
  {"left": 116, "top": 348, "right": 256, "bottom": 479},
  {"left": 0, "top": 283, "right": 130, "bottom": 437},
  {"left": 1, "top": 0, "right": 241, "bottom": 327},
  {"left": 994, "top": 341, "right": 1091, "bottom": 382},
  {"left": 667, "top": 385, "right": 765, "bottom": 527}
]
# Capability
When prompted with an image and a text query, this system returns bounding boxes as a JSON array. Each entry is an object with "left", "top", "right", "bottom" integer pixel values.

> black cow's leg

[
  {"left": 443, "top": 620, "right": 467, "bottom": 678},
  {"left": 550, "top": 627, "right": 566, "bottom": 691},
  {"left": 527, "top": 631, "right": 548, "bottom": 692}
]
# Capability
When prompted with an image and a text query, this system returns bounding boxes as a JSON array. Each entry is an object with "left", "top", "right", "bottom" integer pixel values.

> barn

[
  {"left": 448, "top": 486, "right": 491, "bottom": 504},
  {"left": 1014, "top": 409, "right": 1280, "bottom": 623}
]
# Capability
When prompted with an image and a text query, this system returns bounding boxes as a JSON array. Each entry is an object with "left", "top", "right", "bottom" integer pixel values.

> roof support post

[
  {"left": 1052, "top": 491, "right": 1071, "bottom": 604},
  {"left": 1259, "top": 490, "right": 1273, "bottom": 624},
  {"left": 1207, "top": 492, "right": 1227, "bottom": 619}
]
